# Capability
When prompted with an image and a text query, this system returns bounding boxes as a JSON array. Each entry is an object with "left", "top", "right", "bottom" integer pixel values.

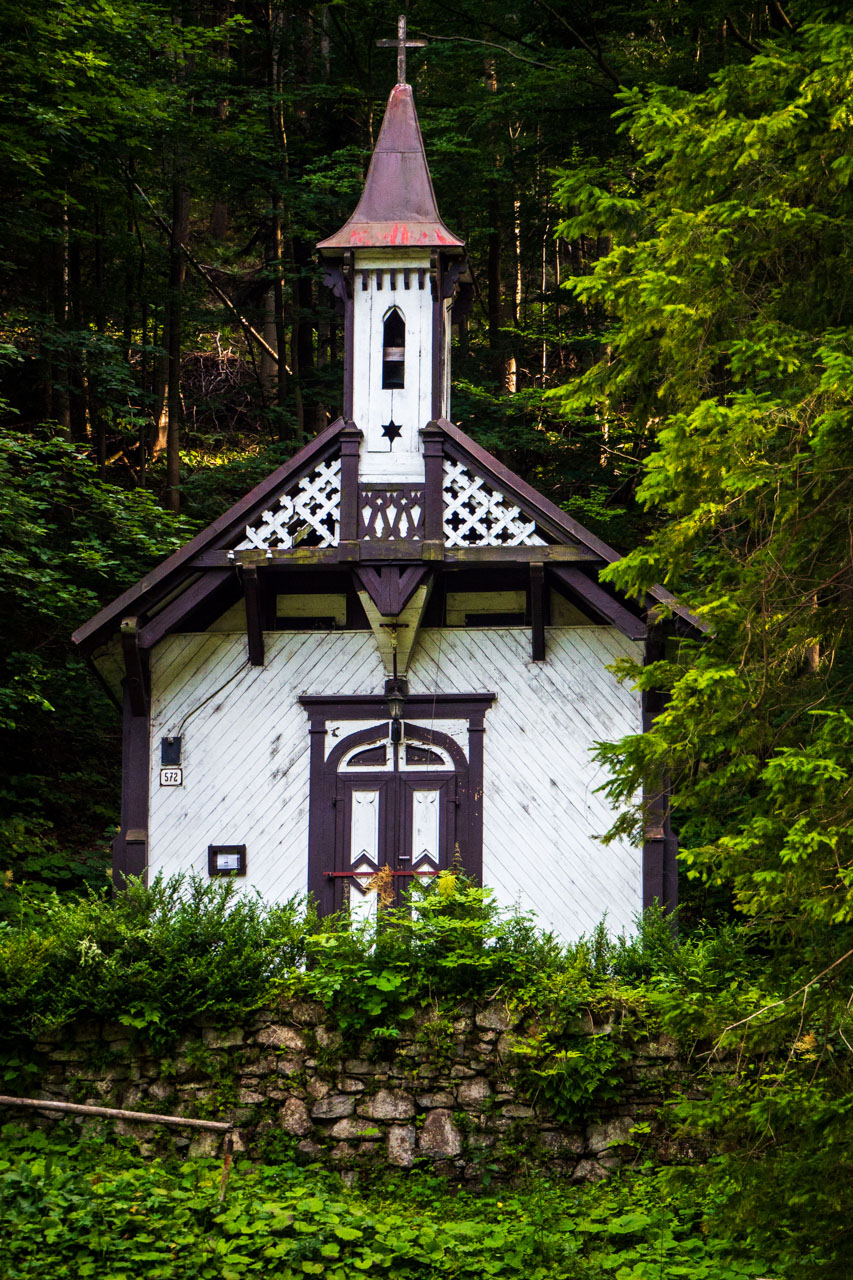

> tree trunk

[
  {"left": 91, "top": 199, "right": 107, "bottom": 476},
  {"left": 265, "top": 2, "right": 295, "bottom": 433},
  {"left": 165, "top": 182, "right": 189, "bottom": 513},
  {"left": 67, "top": 231, "right": 88, "bottom": 443},
  {"left": 48, "top": 200, "right": 71, "bottom": 432}
]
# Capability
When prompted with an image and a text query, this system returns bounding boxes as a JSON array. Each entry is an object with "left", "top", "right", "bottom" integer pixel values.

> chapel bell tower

[{"left": 317, "top": 21, "right": 471, "bottom": 485}]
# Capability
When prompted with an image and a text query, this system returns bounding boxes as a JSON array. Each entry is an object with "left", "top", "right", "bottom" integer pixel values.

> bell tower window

[{"left": 382, "top": 308, "right": 406, "bottom": 389}]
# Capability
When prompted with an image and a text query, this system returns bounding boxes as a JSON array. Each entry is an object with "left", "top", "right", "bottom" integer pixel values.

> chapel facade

[{"left": 74, "top": 73, "right": 685, "bottom": 938}]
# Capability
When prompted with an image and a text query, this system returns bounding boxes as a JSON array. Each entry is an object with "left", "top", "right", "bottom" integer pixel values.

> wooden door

[{"left": 332, "top": 728, "right": 460, "bottom": 915}]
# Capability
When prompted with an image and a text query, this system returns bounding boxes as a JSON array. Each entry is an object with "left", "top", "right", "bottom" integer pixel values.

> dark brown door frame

[
  {"left": 333, "top": 761, "right": 458, "bottom": 911},
  {"left": 301, "top": 693, "right": 494, "bottom": 914}
]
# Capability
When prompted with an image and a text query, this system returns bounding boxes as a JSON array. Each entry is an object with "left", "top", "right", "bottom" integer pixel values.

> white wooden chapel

[{"left": 74, "top": 29, "right": 691, "bottom": 938}]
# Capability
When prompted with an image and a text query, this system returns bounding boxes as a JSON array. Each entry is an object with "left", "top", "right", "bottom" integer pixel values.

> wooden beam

[
  {"left": 642, "top": 628, "right": 678, "bottom": 914},
  {"left": 120, "top": 617, "right": 148, "bottom": 716},
  {"left": 530, "top": 562, "right": 546, "bottom": 661},
  {"left": 339, "top": 424, "right": 362, "bottom": 540},
  {"left": 242, "top": 565, "right": 265, "bottom": 666},
  {"left": 191, "top": 544, "right": 603, "bottom": 569},
  {"left": 0, "top": 1095, "right": 232, "bottom": 1133},
  {"left": 137, "top": 570, "right": 233, "bottom": 650},
  {"left": 114, "top": 681, "right": 150, "bottom": 890},
  {"left": 445, "top": 545, "right": 600, "bottom": 564},
  {"left": 550, "top": 565, "right": 647, "bottom": 640},
  {"left": 421, "top": 422, "right": 445, "bottom": 540}
]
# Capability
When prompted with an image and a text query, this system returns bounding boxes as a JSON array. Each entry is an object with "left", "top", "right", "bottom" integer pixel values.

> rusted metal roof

[{"left": 317, "top": 84, "right": 464, "bottom": 254}]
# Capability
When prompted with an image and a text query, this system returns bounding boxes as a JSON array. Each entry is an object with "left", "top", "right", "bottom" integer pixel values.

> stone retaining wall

[{"left": 11, "top": 1001, "right": 695, "bottom": 1181}]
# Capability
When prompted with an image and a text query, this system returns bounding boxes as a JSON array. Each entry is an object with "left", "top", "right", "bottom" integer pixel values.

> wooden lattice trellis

[
  {"left": 442, "top": 460, "right": 547, "bottom": 547},
  {"left": 237, "top": 459, "right": 341, "bottom": 551},
  {"left": 360, "top": 486, "right": 425, "bottom": 540}
]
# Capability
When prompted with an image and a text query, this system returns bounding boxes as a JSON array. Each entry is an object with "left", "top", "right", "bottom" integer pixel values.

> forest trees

[
  {"left": 0, "top": 1, "right": 823, "bottom": 869},
  {"left": 1, "top": 0, "right": 785, "bottom": 886},
  {"left": 1, "top": 0, "right": 776, "bottom": 522},
  {"left": 553, "top": 15, "right": 853, "bottom": 944}
]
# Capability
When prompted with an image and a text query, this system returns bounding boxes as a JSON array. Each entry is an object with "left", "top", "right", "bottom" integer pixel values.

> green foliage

[
  {"left": 292, "top": 875, "right": 566, "bottom": 1043},
  {"left": 4, "top": 874, "right": 853, "bottom": 1269},
  {"left": 0, "top": 1124, "right": 773, "bottom": 1279},
  {"left": 551, "top": 18, "right": 853, "bottom": 940},
  {"left": 546, "top": 20, "right": 853, "bottom": 1270},
  {"left": 0, "top": 426, "right": 191, "bottom": 891},
  {"left": 0, "top": 876, "right": 307, "bottom": 1044},
  {"left": 515, "top": 1030, "right": 631, "bottom": 1124}
]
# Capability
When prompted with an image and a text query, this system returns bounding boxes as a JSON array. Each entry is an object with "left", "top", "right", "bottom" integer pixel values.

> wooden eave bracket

[
  {"left": 354, "top": 565, "right": 430, "bottom": 616},
  {"left": 356, "top": 577, "right": 433, "bottom": 676},
  {"left": 242, "top": 564, "right": 265, "bottom": 667},
  {"left": 550, "top": 565, "right": 647, "bottom": 641},
  {"left": 120, "top": 617, "right": 149, "bottom": 716}
]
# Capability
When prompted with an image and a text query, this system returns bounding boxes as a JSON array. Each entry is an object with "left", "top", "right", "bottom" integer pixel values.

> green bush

[
  {"left": 0, "top": 876, "right": 309, "bottom": 1043},
  {"left": 0, "top": 1123, "right": 775, "bottom": 1279}
]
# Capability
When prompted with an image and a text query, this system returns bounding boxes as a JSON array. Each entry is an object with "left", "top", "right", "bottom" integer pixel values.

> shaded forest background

[
  {"left": 0, "top": 0, "right": 795, "bottom": 888},
  {"left": 6, "top": 3, "right": 853, "bottom": 1271}
]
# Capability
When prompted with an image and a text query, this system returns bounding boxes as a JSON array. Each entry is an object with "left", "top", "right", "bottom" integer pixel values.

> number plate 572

[{"left": 160, "top": 768, "right": 183, "bottom": 787}]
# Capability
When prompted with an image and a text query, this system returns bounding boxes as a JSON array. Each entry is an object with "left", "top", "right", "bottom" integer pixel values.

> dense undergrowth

[
  {"left": 0, "top": 876, "right": 852, "bottom": 1275},
  {"left": 0, "top": 873, "right": 752, "bottom": 1047},
  {"left": 0, "top": 1123, "right": 772, "bottom": 1279}
]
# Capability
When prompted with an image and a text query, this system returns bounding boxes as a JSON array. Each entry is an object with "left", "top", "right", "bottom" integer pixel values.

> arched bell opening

[{"left": 381, "top": 307, "right": 406, "bottom": 389}]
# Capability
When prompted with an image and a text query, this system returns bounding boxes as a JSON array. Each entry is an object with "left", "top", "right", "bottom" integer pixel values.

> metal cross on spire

[{"left": 377, "top": 14, "right": 427, "bottom": 86}]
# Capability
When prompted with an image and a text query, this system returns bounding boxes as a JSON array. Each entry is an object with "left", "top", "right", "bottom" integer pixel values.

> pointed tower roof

[{"left": 317, "top": 83, "right": 464, "bottom": 254}]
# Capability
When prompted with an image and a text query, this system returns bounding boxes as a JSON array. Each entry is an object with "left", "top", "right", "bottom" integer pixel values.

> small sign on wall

[
  {"left": 159, "top": 767, "right": 183, "bottom": 787},
  {"left": 208, "top": 845, "right": 247, "bottom": 877}
]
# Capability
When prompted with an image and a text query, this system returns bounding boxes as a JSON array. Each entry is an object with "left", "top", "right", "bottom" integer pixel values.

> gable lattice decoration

[
  {"left": 360, "top": 486, "right": 425, "bottom": 541},
  {"left": 237, "top": 459, "right": 341, "bottom": 551},
  {"left": 442, "top": 460, "right": 547, "bottom": 548}
]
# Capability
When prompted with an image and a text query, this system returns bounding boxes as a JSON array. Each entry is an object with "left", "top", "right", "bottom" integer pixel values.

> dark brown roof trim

[
  {"left": 72, "top": 416, "right": 350, "bottom": 653},
  {"left": 434, "top": 418, "right": 705, "bottom": 634}
]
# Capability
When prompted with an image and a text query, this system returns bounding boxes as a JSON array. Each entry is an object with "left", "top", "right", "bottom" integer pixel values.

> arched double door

[
  {"left": 301, "top": 693, "right": 493, "bottom": 916},
  {"left": 328, "top": 723, "right": 468, "bottom": 914}
]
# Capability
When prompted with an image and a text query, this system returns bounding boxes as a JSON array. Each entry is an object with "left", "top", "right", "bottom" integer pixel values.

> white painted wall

[
  {"left": 148, "top": 632, "right": 385, "bottom": 904},
  {"left": 408, "top": 629, "right": 644, "bottom": 939},
  {"left": 148, "top": 626, "right": 643, "bottom": 938},
  {"left": 352, "top": 250, "right": 433, "bottom": 483}
]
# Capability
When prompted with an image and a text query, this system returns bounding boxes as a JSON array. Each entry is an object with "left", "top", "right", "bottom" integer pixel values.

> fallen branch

[
  {"left": 0, "top": 1094, "right": 232, "bottom": 1132},
  {"left": 713, "top": 946, "right": 853, "bottom": 1051},
  {"left": 126, "top": 172, "right": 290, "bottom": 373}
]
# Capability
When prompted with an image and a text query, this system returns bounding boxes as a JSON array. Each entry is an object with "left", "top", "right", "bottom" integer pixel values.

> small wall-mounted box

[
  {"left": 208, "top": 844, "right": 247, "bottom": 877},
  {"left": 160, "top": 737, "right": 183, "bottom": 785}
]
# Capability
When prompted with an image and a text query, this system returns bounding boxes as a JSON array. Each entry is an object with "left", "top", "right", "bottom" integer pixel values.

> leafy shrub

[
  {"left": 0, "top": 1123, "right": 775, "bottom": 1279},
  {"left": 0, "top": 875, "right": 309, "bottom": 1043},
  {"left": 294, "top": 874, "right": 568, "bottom": 1041}
]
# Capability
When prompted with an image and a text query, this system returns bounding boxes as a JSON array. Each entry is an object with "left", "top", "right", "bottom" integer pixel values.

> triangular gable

[
  {"left": 236, "top": 457, "right": 342, "bottom": 552},
  {"left": 73, "top": 412, "right": 704, "bottom": 658},
  {"left": 72, "top": 415, "right": 349, "bottom": 654},
  {"left": 442, "top": 458, "right": 549, "bottom": 548},
  {"left": 434, "top": 419, "right": 704, "bottom": 632}
]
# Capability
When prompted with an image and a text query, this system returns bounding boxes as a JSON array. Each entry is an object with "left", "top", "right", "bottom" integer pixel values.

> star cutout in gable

[{"left": 381, "top": 419, "right": 403, "bottom": 450}]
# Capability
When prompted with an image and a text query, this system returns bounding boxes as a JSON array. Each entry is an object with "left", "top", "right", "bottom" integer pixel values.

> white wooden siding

[
  {"left": 406, "top": 628, "right": 644, "bottom": 939},
  {"left": 149, "top": 626, "right": 643, "bottom": 939},
  {"left": 148, "top": 632, "right": 384, "bottom": 902},
  {"left": 352, "top": 251, "right": 433, "bottom": 483}
]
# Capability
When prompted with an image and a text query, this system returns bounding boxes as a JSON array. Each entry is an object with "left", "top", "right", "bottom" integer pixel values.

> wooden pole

[{"left": 0, "top": 1095, "right": 233, "bottom": 1133}]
